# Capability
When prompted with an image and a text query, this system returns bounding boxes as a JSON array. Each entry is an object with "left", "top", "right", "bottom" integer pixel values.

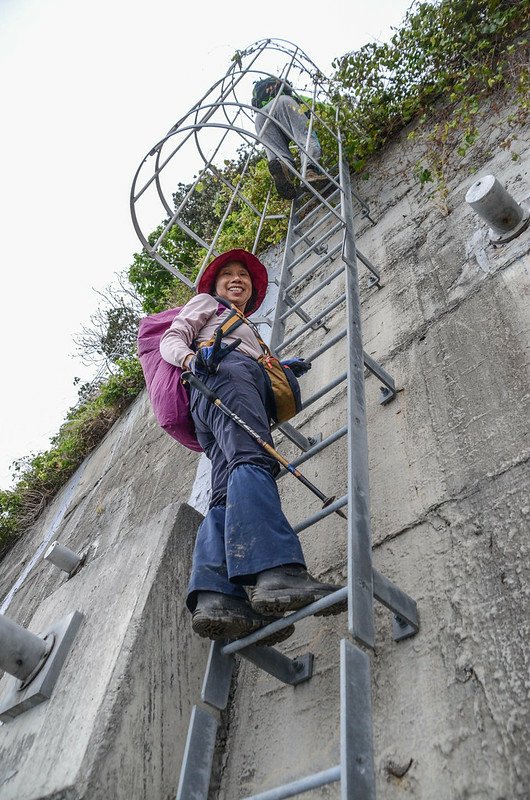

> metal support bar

[
  {"left": 340, "top": 640, "right": 375, "bottom": 799},
  {"left": 175, "top": 705, "right": 219, "bottom": 800},
  {"left": 238, "top": 646, "right": 313, "bottom": 686},
  {"left": 356, "top": 249, "right": 381, "bottom": 283},
  {"left": 0, "top": 610, "right": 83, "bottom": 722},
  {"left": 0, "top": 614, "right": 52, "bottom": 682},
  {"left": 44, "top": 541, "right": 85, "bottom": 576},
  {"left": 241, "top": 766, "right": 341, "bottom": 800},
  {"left": 466, "top": 174, "right": 530, "bottom": 242},
  {"left": 363, "top": 352, "right": 396, "bottom": 397},
  {"left": 372, "top": 569, "right": 419, "bottom": 639},
  {"left": 340, "top": 155, "right": 375, "bottom": 649},
  {"left": 276, "top": 421, "right": 320, "bottom": 452},
  {"left": 201, "top": 640, "right": 236, "bottom": 710}
]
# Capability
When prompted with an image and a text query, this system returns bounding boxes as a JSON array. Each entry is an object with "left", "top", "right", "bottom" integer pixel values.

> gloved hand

[
  {"left": 281, "top": 357, "right": 311, "bottom": 377},
  {"left": 193, "top": 333, "right": 242, "bottom": 375}
]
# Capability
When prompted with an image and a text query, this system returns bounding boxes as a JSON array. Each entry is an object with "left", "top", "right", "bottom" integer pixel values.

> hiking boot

[
  {"left": 192, "top": 591, "right": 295, "bottom": 646},
  {"left": 305, "top": 167, "right": 331, "bottom": 192},
  {"left": 250, "top": 565, "right": 347, "bottom": 617},
  {"left": 269, "top": 158, "right": 297, "bottom": 199}
]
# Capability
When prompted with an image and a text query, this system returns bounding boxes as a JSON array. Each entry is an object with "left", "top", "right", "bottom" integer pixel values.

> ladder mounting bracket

[{"left": 379, "top": 386, "right": 397, "bottom": 405}]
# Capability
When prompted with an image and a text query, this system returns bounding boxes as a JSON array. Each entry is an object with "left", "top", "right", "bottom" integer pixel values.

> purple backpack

[{"left": 137, "top": 307, "right": 202, "bottom": 452}]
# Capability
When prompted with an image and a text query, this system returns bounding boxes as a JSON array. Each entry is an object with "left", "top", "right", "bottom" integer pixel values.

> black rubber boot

[
  {"left": 250, "top": 565, "right": 346, "bottom": 617},
  {"left": 192, "top": 591, "right": 294, "bottom": 646},
  {"left": 268, "top": 158, "right": 298, "bottom": 199}
]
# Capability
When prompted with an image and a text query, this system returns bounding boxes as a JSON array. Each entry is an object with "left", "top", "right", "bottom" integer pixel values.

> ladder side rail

[
  {"left": 340, "top": 640, "right": 376, "bottom": 799},
  {"left": 269, "top": 204, "right": 300, "bottom": 350},
  {"left": 340, "top": 153, "right": 375, "bottom": 649},
  {"left": 201, "top": 640, "right": 236, "bottom": 711},
  {"left": 175, "top": 705, "right": 218, "bottom": 800}
]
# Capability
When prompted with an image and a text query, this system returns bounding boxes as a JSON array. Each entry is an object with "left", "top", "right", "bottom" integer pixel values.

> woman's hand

[{"left": 281, "top": 357, "right": 311, "bottom": 377}]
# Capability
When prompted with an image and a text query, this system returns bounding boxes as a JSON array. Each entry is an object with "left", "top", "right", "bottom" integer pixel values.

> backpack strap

[
  {"left": 197, "top": 307, "right": 245, "bottom": 349},
  {"left": 213, "top": 298, "right": 274, "bottom": 357}
]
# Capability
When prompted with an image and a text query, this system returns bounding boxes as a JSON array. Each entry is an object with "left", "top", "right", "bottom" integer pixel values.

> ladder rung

[
  {"left": 280, "top": 264, "right": 345, "bottom": 322},
  {"left": 288, "top": 221, "right": 343, "bottom": 270},
  {"left": 293, "top": 495, "right": 348, "bottom": 533},
  {"left": 292, "top": 207, "right": 335, "bottom": 245},
  {"left": 276, "top": 295, "right": 346, "bottom": 354},
  {"left": 277, "top": 426, "right": 348, "bottom": 477},
  {"left": 306, "top": 328, "right": 347, "bottom": 361},
  {"left": 294, "top": 187, "right": 341, "bottom": 230},
  {"left": 284, "top": 242, "right": 342, "bottom": 294},
  {"left": 300, "top": 372, "right": 347, "bottom": 412},
  {"left": 241, "top": 765, "right": 341, "bottom": 800},
  {"left": 222, "top": 588, "right": 348, "bottom": 655}
]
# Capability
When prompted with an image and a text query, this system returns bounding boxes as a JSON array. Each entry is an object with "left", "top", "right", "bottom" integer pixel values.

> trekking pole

[{"left": 182, "top": 371, "right": 347, "bottom": 520}]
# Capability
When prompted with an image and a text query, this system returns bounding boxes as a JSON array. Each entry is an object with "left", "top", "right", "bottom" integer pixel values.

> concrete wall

[{"left": 0, "top": 94, "right": 528, "bottom": 799}]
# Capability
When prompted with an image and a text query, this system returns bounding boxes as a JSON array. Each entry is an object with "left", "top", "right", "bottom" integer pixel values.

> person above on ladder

[
  {"left": 252, "top": 77, "right": 329, "bottom": 199},
  {"left": 159, "top": 248, "right": 344, "bottom": 643}
]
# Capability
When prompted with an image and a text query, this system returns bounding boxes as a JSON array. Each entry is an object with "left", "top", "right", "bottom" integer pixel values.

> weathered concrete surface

[
  {"left": 0, "top": 92, "right": 528, "bottom": 800},
  {"left": 213, "top": 97, "right": 530, "bottom": 800},
  {"left": 0, "top": 394, "right": 209, "bottom": 799}
]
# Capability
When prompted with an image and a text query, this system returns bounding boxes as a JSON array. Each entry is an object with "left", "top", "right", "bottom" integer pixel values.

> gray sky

[{"left": 0, "top": 0, "right": 412, "bottom": 488}]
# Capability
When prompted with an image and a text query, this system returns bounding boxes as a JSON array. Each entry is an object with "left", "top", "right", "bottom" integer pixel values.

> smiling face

[{"left": 214, "top": 261, "right": 253, "bottom": 311}]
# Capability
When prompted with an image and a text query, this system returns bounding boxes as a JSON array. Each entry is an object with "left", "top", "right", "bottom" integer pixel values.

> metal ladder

[{"left": 130, "top": 39, "right": 420, "bottom": 799}]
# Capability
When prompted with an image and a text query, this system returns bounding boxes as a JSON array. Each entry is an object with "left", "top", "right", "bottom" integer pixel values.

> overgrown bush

[
  {"left": 0, "top": 357, "right": 144, "bottom": 556},
  {"left": 327, "top": 0, "right": 530, "bottom": 206}
]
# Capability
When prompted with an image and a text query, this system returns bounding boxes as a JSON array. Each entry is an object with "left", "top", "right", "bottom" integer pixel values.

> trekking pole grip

[{"left": 181, "top": 371, "right": 218, "bottom": 404}]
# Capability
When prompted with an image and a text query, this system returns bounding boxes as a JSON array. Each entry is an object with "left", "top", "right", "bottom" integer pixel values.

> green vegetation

[
  {"left": 328, "top": 0, "right": 530, "bottom": 207},
  {"left": 1, "top": 0, "right": 528, "bottom": 556}
]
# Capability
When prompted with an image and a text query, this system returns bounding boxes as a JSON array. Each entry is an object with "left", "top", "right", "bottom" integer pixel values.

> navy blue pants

[{"left": 187, "top": 351, "right": 305, "bottom": 611}]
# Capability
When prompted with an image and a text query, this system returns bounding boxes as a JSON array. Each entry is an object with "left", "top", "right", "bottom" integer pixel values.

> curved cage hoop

[{"left": 130, "top": 38, "right": 340, "bottom": 292}]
